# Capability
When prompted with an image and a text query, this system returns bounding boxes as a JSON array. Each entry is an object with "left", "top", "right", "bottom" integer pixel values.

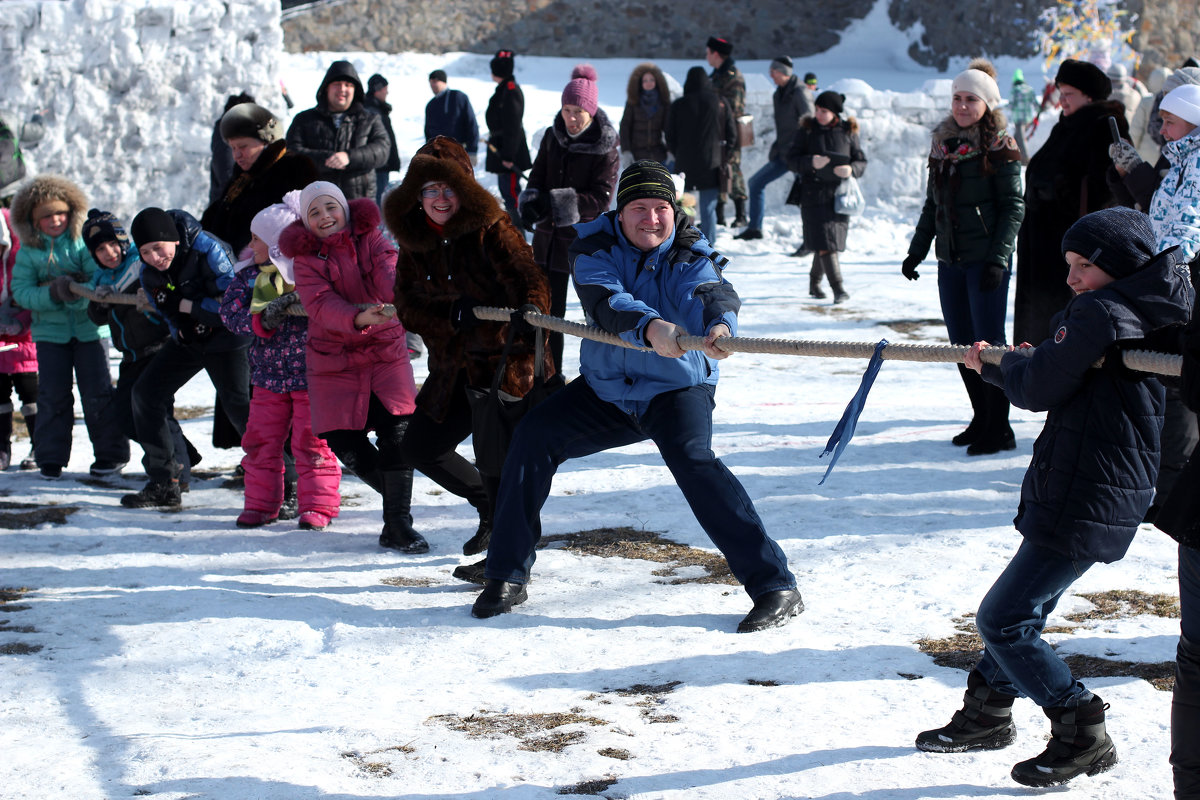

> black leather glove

[
  {"left": 509, "top": 303, "right": 539, "bottom": 336},
  {"left": 901, "top": 254, "right": 921, "bottom": 281},
  {"left": 979, "top": 263, "right": 1008, "bottom": 293},
  {"left": 48, "top": 275, "right": 75, "bottom": 303},
  {"left": 259, "top": 292, "right": 299, "bottom": 330},
  {"left": 153, "top": 287, "right": 181, "bottom": 315},
  {"left": 519, "top": 193, "right": 547, "bottom": 231},
  {"left": 450, "top": 296, "right": 482, "bottom": 332}
]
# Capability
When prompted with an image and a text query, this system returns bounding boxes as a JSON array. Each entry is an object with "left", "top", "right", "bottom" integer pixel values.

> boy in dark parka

[{"left": 916, "top": 207, "right": 1193, "bottom": 787}]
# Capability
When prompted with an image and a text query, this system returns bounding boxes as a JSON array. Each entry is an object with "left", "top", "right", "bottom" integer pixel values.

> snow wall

[{"left": 0, "top": 0, "right": 282, "bottom": 221}]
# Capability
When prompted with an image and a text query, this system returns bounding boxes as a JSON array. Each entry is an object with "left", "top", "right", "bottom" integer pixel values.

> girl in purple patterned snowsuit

[{"left": 220, "top": 195, "right": 341, "bottom": 530}]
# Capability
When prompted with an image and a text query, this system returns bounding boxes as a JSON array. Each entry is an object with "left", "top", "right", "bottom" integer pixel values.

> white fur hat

[
  {"left": 1161, "top": 84, "right": 1200, "bottom": 128},
  {"left": 250, "top": 190, "right": 303, "bottom": 282}
]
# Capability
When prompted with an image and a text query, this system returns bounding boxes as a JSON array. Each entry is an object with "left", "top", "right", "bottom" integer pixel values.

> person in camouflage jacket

[{"left": 707, "top": 36, "right": 748, "bottom": 226}]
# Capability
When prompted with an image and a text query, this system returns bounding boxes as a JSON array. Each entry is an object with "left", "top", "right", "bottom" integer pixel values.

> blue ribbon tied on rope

[{"left": 818, "top": 339, "right": 888, "bottom": 485}]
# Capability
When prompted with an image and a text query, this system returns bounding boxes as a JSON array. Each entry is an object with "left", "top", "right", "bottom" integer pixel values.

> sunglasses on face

[{"left": 421, "top": 185, "right": 456, "bottom": 200}]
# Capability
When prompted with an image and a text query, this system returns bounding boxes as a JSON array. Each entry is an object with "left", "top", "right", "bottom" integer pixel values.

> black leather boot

[
  {"left": 809, "top": 257, "right": 826, "bottom": 299},
  {"left": 732, "top": 197, "right": 749, "bottom": 227},
  {"left": 0, "top": 409, "right": 11, "bottom": 471},
  {"left": 966, "top": 384, "right": 1016, "bottom": 456},
  {"left": 715, "top": 200, "right": 727, "bottom": 227},
  {"left": 916, "top": 669, "right": 1017, "bottom": 753},
  {"left": 1010, "top": 695, "right": 1117, "bottom": 786},
  {"left": 953, "top": 364, "right": 988, "bottom": 446},
  {"left": 379, "top": 468, "right": 429, "bottom": 553},
  {"left": 18, "top": 410, "right": 36, "bottom": 470},
  {"left": 824, "top": 252, "right": 849, "bottom": 303}
]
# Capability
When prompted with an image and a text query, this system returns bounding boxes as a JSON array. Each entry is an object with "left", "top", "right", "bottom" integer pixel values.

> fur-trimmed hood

[
  {"left": 802, "top": 114, "right": 859, "bottom": 136},
  {"left": 625, "top": 63, "right": 671, "bottom": 108},
  {"left": 548, "top": 107, "right": 618, "bottom": 154},
  {"left": 384, "top": 138, "right": 507, "bottom": 253},
  {"left": 279, "top": 197, "right": 381, "bottom": 259},
  {"left": 10, "top": 173, "right": 88, "bottom": 248}
]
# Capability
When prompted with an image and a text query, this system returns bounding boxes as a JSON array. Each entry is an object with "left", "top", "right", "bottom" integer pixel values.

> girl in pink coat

[
  {"left": 280, "top": 182, "right": 426, "bottom": 552},
  {"left": 0, "top": 207, "right": 38, "bottom": 471}
]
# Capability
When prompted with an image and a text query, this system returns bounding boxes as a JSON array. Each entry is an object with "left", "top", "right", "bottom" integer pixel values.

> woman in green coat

[{"left": 901, "top": 59, "right": 1025, "bottom": 455}]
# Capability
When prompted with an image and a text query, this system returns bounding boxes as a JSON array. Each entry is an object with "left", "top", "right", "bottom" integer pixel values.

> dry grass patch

[
  {"left": 0, "top": 643, "right": 42, "bottom": 655},
  {"left": 429, "top": 710, "right": 607, "bottom": 753},
  {"left": 540, "top": 528, "right": 736, "bottom": 585},
  {"left": 340, "top": 744, "right": 416, "bottom": 778},
  {"left": 174, "top": 405, "right": 212, "bottom": 420},
  {"left": 917, "top": 605, "right": 1179, "bottom": 691},
  {"left": 597, "top": 747, "right": 633, "bottom": 760},
  {"left": 600, "top": 680, "right": 682, "bottom": 724},
  {"left": 0, "top": 501, "right": 78, "bottom": 529},
  {"left": 879, "top": 318, "right": 946, "bottom": 337},
  {"left": 379, "top": 576, "right": 438, "bottom": 587}
]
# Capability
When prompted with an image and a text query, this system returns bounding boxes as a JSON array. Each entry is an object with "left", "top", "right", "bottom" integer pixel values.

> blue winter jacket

[
  {"left": 88, "top": 245, "right": 169, "bottom": 361},
  {"left": 569, "top": 209, "right": 740, "bottom": 415},
  {"left": 425, "top": 88, "right": 480, "bottom": 155},
  {"left": 982, "top": 249, "right": 1194, "bottom": 563}
]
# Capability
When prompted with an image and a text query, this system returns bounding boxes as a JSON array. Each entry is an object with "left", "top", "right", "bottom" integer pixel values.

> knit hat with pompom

[{"left": 562, "top": 64, "right": 599, "bottom": 115}]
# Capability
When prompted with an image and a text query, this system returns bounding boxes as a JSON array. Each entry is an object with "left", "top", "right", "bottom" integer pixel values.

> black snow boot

[
  {"left": 916, "top": 669, "right": 1018, "bottom": 753},
  {"left": 278, "top": 479, "right": 299, "bottom": 521},
  {"left": 716, "top": 200, "right": 727, "bottom": 227},
  {"left": 462, "top": 505, "right": 492, "bottom": 556},
  {"left": 18, "top": 410, "right": 37, "bottom": 470},
  {"left": 1010, "top": 695, "right": 1117, "bottom": 787},
  {"left": 1173, "top": 634, "right": 1200, "bottom": 798},
  {"left": 378, "top": 468, "right": 429, "bottom": 553},
  {"left": 952, "top": 364, "right": 988, "bottom": 446},
  {"left": 0, "top": 409, "right": 11, "bottom": 471},
  {"left": 732, "top": 197, "right": 749, "bottom": 228},
  {"left": 809, "top": 257, "right": 826, "bottom": 299},
  {"left": 120, "top": 479, "right": 182, "bottom": 509},
  {"left": 824, "top": 253, "right": 849, "bottom": 304},
  {"left": 966, "top": 384, "right": 1016, "bottom": 456}
]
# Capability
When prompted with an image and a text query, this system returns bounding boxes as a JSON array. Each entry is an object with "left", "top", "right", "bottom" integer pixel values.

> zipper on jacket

[{"left": 973, "top": 206, "right": 991, "bottom": 237}]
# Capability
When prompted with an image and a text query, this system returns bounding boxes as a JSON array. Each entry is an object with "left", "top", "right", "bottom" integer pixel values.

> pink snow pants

[{"left": 241, "top": 387, "right": 341, "bottom": 517}]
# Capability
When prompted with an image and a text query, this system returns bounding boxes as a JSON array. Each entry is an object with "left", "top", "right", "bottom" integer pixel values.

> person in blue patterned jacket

[{"left": 471, "top": 160, "right": 802, "bottom": 633}]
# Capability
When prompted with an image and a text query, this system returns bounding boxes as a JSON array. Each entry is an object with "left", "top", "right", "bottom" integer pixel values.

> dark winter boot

[
  {"left": 716, "top": 200, "right": 727, "bottom": 227},
  {"left": 966, "top": 384, "right": 1016, "bottom": 456},
  {"left": 809, "top": 257, "right": 826, "bottom": 299},
  {"left": 1010, "top": 695, "right": 1117, "bottom": 787},
  {"left": 916, "top": 669, "right": 1018, "bottom": 753},
  {"left": 732, "top": 197, "right": 749, "bottom": 228},
  {"left": 952, "top": 364, "right": 988, "bottom": 446},
  {"left": 824, "top": 252, "right": 850, "bottom": 304},
  {"left": 120, "top": 479, "right": 183, "bottom": 509},
  {"left": 1172, "top": 634, "right": 1200, "bottom": 798},
  {"left": 336, "top": 444, "right": 383, "bottom": 494},
  {"left": 378, "top": 468, "right": 429, "bottom": 553},
  {"left": 278, "top": 479, "right": 299, "bottom": 521},
  {"left": 18, "top": 409, "right": 36, "bottom": 470},
  {"left": 0, "top": 409, "right": 11, "bottom": 471},
  {"left": 462, "top": 505, "right": 492, "bottom": 556}
]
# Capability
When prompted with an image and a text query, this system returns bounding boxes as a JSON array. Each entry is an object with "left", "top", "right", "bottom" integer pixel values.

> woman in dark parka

[
  {"left": 786, "top": 90, "right": 867, "bottom": 304},
  {"left": 385, "top": 136, "right": 553, "bottom": 557},
  {"left": 902, "top": 59, "right": 1025, "bottom": 455},
  {"left": 619, "top": 62, "right": 671, "bottom": 164}
]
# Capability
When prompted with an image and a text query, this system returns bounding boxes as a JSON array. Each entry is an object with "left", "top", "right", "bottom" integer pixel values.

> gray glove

[
  {"left": 259, "top": 291, "right": 299, "bottom": 330},
  {"left": 48, "top": 275, "right": 75, "bottom": 304},
  {"left": 1109, "top": 140, "right": 1143, "bottom": 173}
]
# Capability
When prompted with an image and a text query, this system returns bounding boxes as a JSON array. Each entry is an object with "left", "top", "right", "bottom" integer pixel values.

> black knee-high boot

[
  {"left": 0, "top": 409, "right": 11, "bottom": 470},
  {"left": 379, "top": 468, "right": 429, "bottom": 553},
  {"left": 809, "top": 255, "right": 826, "bottom": 299},
  {"left": 953, "top": 364, "right": 988, "bottom": 446},
  {"left": 1173, "top": 633, "right": 1200, "bottom": 798},
  {"left": 18, "top": 409, "right": 36, "bottom": 470},
  {"left": 824, "top": 252, "right": 849, "bottom": 303},
  {"left": 967, "top": 383, "right": 1016, "bottom": 456}
]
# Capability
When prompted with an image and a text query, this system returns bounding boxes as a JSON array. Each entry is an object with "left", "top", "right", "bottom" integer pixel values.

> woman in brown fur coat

[
  {"left": 384, "top": 136, "right": 553, "bottom": 558},
  {"left": 619, "top": 62, "right": 671, "bottom": 164}
]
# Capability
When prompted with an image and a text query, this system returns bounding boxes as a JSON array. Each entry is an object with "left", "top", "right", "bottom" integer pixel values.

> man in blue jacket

[
  {"left": 471, "top": 160, "right": 802, "bottom": 633},
  {"left": 424, "top": 69, "right": 479, "bottom": 161}
]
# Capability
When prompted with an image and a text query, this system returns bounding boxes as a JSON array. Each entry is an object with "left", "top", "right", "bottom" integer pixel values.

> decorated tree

[{"left": 1038, "top": 0, "right": 1141, "bottom": 73}]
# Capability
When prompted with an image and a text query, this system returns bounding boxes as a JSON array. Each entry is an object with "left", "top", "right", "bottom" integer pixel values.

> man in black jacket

[
  {"left": 364, "top": 73, "right": 402, "bottom": 207},
  {"left": 285, "top": 60, "right": 390, "bottom": 202}
]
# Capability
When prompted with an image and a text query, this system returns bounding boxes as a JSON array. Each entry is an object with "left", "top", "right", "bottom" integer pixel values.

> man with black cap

[
  {"left": 285, "top": 60, "right": 391, "bottom": 202},
  {"left": 363, "top": 73, "right": 403, "bottom": 208},
  {"left": 706, "top": 35, "right": 749, "bottom": 227},
  {"left": 425, "top": 69, "right": 479, "bottom": 161},
  {"left": 484, "top": 50, "right": 532, "bottom": 228},
  {"left": 470, "top": 160, "right": 803, "bottom": 634},
  {"left": 1013, "top": 58, "right": 1129, "bottom": 346},
  {"left": 918, "top": 206, "right": 1192, "bottom": 787}
]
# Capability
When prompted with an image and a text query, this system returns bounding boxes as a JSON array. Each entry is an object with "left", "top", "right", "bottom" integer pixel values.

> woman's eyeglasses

[{"left": 421, "top": 185, "right": 456, "bottom": 200}]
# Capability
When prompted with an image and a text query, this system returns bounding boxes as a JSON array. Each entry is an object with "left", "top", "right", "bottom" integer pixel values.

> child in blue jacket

[{"left": 916, "top": 207, "right": 1194, "bottom": 787}]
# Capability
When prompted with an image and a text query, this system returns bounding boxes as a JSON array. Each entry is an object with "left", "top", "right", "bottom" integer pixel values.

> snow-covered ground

[{"left": 0, "top": 25, "right": 1180, "bottom": 800}]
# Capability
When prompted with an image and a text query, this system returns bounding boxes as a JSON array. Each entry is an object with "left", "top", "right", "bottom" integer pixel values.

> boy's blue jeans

[
  {"left": 484, "top": 378, "right": 796, "bottom": 599},
  {"left": 746, "top": 158, "right": 791, "bottom": 231},
  {"left": 973, "top": 539, "right": 1095, "bottom": 708}
]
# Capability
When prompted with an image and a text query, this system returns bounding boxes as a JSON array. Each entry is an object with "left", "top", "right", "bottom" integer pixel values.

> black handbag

[{"left": 465, "top": 321, "right": 562, "bottom": 477}]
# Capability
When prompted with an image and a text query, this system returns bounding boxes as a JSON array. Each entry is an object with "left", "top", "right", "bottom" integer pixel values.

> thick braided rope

[
  {"left": 66, "top": 281, "right": 390, "bottom": 316},
  {"left": 472, "top": 305, "right": 1183, "bottom": 377}
]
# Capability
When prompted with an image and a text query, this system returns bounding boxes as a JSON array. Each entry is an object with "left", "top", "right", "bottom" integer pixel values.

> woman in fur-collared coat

[
  {"left": 619, "top": 62, "right": 671, "bottom": 164},
  {"left": 902, "top": 59, "right": 1025, "bottom": 456},
  {"left": 385, "top": 135, "right": 553, "bottom": 557}
]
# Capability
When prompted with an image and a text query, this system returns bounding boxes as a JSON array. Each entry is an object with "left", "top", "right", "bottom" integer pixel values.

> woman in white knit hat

[{"left": 900, "top": 58, "right": 1025, "bottom": 455}]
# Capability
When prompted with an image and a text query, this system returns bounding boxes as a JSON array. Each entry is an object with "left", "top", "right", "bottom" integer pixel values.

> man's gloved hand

[
  {"left": 979, "top": 262, "right": 1008, "bottom": 292},
  {"left": 48, "top": 275, "right": 75, "bottom": 303},
  {"left": 1108, "top": 140, "right": 1143, "bottom": 174},
  {"left": 450, "top": 296, "right": 482, "bottom": 332},
  {"left": 901, "top": 254, "right": 922, "bottom": 281},
  {"left": 519, "top": 192, "right": 547, "bottom": 231},
  {"left": 259, "top": 292, "right": 299, "bottom": 330},
  {"left": 509, "top": 303, "right": 539, "bottom": 336},
  {"left": 152, "top": 287, "right": 181, "bottom": 315}
]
